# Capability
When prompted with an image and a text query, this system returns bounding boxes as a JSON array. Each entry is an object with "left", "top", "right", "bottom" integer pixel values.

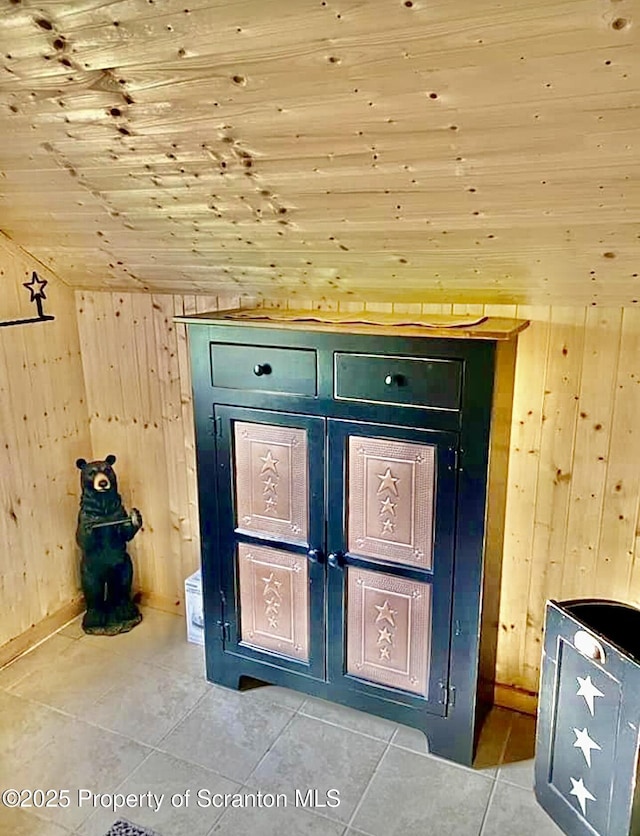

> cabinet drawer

[
  {"left": 335, "top": 353, "right": 462, "bottom": 410},
  {"left": 210, "top": 343, "right": 317, "bottom": 396}
]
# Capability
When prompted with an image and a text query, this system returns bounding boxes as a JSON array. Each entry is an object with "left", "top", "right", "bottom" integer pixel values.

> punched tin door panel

[
  {"left": 214, "top": 405, "right": 326, "bottom": 682},
  {"left": 327, "top": 420, "right": 458, "bottom": 716}
]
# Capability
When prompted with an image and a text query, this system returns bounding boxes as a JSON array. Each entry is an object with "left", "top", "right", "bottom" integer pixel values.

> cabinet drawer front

[
  {"left": 211, "top": 343, "right": 317, "bottom": 395},
  {"left": 335, "top": 353, "right": 462, "bottom": 410}
]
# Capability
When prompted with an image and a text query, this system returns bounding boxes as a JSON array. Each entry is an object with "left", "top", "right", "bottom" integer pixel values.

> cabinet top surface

[{"left": 174, "top": 308, "right": 529, "bottom": 341}]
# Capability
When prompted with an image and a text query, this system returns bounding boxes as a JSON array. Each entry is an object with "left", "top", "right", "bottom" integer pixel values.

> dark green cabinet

[{"left": 178, "top": 310, "right": 527, "bottom": 766}]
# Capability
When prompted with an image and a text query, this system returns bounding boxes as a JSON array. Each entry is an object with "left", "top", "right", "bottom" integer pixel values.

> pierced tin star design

[
  {"left": 262, "top": 573, "right": 282, "bottom": 598},
  {"left": 569, "top": 777, "right": 596, "bottom": 816},
  {"left": 379, "top": 497, "right": 396, "bottom": 516},
  {"left": 377, "top": 467, "right": 399, "bottom": 495},
  {"left": 576, "top": 675, "right": 604, "bottom": 716},
  {"left": 259, "top": 450, "right": 279, "bottom": 474},
  {"left": 381, "top": 518, "right": 395, "bottom": 534},
  {"left": 573, "top": 727, "right": 601, "bottom": 767},
  {"left": 262, "top": 476, "right": 277, "bottom": 494},
  {"left": 374, "top": 599, "right": 397, "bottom": 626},
  {"left": 377, "top": 626, "right": 393, "bottom": 645}
]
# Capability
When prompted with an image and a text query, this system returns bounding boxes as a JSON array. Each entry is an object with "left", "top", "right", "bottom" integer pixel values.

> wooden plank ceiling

[{"left": 0, "top": 0, "right": 638, "bottom": 304}]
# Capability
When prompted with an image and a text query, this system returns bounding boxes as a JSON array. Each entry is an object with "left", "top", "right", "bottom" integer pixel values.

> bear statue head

[{"left": 76, "top": 454, "right": 118, "bottom": 495}]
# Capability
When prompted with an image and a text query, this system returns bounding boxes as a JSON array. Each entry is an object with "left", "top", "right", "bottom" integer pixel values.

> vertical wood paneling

[
  {"left": 0, "top": 236, "right": 90, "bottom": 659},
  {"left": 521, "top": 307, "right": 586, "bottom": 687},
  {"left": 595, "top": 308, "right": 640, "bottom": 602},
  {"left": 560, "top": 308, "right": 623, "bottom": 599},
  {"left": 496, "top": 306, "right": 551, "bottom": 689}
]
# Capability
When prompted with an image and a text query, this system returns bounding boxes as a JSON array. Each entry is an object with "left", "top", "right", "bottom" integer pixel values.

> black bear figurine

[{"left": 75, "top": 454, "right": 143, "bottom": 635}]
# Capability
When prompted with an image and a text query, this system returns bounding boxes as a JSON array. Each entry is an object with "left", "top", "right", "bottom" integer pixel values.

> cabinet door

[
  {"left": 326, "top": 420, "right": 458, "bottom": 716},
  {"left": 215, "top": 406, "right": 326, "bottom": 681}
]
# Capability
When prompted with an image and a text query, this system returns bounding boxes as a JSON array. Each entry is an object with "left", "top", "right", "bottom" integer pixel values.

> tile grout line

[
  {"left": 343, "top": 728, "right": 396, "bottom": 834},
  {"left": 205, "top": 708, "right": 303, "bottom": 835},
  {"left": 477, "top": 773, "right": 500, "bottom": 836},
  {"left": 241, "top": 707, "right": 301, "bottom": 786}
]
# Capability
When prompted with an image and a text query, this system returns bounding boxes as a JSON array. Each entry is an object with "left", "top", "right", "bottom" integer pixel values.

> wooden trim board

[
  {"left": 494, "top": 683, "right": 538, "bottom": 717},
  {"left": 0, "top": 597, "right": 84, "bottom": 670}
]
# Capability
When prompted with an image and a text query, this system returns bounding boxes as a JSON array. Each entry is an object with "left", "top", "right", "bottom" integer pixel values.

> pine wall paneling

[
  {"left": 73, "top": 292, "right": 640, "bottom": 712},
  {"left": 0, "top": 235, "right": 90, "bottom": 663}
]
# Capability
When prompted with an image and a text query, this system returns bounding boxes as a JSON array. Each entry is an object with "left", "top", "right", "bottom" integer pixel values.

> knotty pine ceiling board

[{"left": 0, "top": 0, "right": 638, "bottom": 304}]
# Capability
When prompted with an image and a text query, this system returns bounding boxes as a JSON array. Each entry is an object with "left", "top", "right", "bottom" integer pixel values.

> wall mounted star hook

[{"left": 0, "top": 271, "right": 55, "bottom": 327}]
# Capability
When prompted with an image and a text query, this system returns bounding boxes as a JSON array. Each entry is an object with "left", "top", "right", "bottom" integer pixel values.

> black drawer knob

[{"left": 253, "top": 363, "right": 272, "bottom": 377}]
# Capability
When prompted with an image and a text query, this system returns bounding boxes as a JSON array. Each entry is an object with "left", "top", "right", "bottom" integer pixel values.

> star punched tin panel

[
  {"left": 233, "top": 421, "right": 308, "bottom": 544},
  {"left": 346, "top": 567, "right": 431, "bottom": 696},
  {"left": 237, "top": 543, "right": 310, "bottom": 662},
  {"left": 347, "top": 436, "right": 435, "bottom": 569}
]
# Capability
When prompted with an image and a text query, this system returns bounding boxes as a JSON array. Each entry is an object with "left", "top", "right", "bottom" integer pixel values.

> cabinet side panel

[{"left": 480, "top": 340, "right": 518, "bottom": 709}]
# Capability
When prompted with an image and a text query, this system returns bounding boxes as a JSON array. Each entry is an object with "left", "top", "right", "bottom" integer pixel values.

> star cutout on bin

[
  {"left": 576, "top": 675, "right": 604, "bottom": 716},
  {"left": 569, "top": 777, "right": 596, "bottom": 816},
  {"left": 573, "top": 727, "right": 601, "bottom": 768}
]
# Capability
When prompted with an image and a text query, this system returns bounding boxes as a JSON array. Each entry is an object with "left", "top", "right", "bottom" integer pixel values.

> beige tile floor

[{"left": 0, "top": 608, "right": 563, "bottom": 836}]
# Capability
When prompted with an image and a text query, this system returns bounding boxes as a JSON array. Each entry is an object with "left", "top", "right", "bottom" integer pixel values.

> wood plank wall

[
  {"left": 74, "top": 292, "right": 640, "bottom": 709},
  {"left": 0, "top": 235, "right": 90, "bottom": 662},
  {"left": 74, "top": 291, "right": 248, "bottom": 615}
]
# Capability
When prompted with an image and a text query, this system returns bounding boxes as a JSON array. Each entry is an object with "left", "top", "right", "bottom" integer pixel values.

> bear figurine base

[{"left": 75, "top": 454, "right": 143, "bottom": 635}]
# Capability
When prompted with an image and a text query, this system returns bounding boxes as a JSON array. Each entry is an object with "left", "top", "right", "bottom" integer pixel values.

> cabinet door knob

[
  {"left": 384, "top": 374, "right": 394, "bottom": 386},
  {"left": 253, "top": 363, "right": 272, "bottom": 376},
  {"left": 307, "top": 548, "right": 325, "bottom": 565},
  {"left": 327, "top": 551, "right": 344, "bottom": 569}
]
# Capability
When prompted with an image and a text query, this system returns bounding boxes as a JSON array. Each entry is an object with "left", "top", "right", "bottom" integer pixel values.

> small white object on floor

[{"left": 185, "top": 569, "right": 204, "bottom": 646}]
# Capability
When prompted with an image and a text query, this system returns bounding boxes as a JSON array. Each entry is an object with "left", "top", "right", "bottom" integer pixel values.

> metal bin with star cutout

[{"left": 534, "top": 598, "right": 640, "bottom": 836}]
